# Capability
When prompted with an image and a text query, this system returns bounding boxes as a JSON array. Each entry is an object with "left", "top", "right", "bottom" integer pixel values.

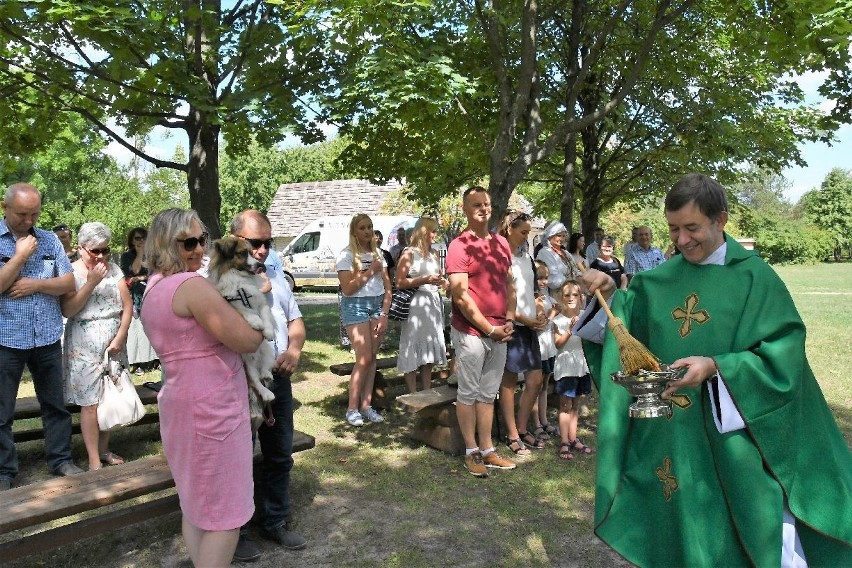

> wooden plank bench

[
  {"left": 396, "top": 385, "right": 464, "bottom": 455},
  {"left": 13, "top": 384, "right": 161, "bottom": 443},
  {"left": 329, "top": 355, "right": 454, "bottom": 410},
  {"left": 0, "top": 430, "right": 315, "bottom": 562}
]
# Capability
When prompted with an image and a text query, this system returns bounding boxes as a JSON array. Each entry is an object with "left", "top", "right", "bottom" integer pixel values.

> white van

[{"left": 279, "top": 215, "right": 419, "bottom": 290}]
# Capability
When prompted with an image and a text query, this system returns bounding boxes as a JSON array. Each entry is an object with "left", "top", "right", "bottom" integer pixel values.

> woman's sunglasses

[
  {"left": 85, "top": 247, "right": 111, "bottom": 256},
  {"left": 176, "top": 232, "right": 209, "bottom": 251},
  {"left": 238, "top": 236, "right": 273, "bottom": 250}
]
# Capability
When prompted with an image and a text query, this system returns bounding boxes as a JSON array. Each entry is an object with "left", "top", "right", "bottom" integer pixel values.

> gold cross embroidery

[
  {"left": 656, "top": 456, "right": 679, "bottom": 501},
  {"left": 669, "top": 393, "right": 691, "bottom": 411},
  {"left": 671, "top": 293, "right": 710, "bottom": 338}
]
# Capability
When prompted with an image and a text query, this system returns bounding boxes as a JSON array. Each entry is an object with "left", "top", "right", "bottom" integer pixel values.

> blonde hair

[
  {"left": 144, "top": 208, "right": 206, "bottom": 276},
  {"left": 347, "top": 213, "right": 377, "bottom": 272},
  {"left": 409, "top": 217, "right": 437, "bottom": 255},
  {"left": 559, "top": 280, "right": 585, "bottom": 315}
]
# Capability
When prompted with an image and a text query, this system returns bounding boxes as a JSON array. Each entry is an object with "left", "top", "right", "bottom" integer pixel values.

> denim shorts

[{"left": 340, "top": 294, "right": 383, "bottom": 326}]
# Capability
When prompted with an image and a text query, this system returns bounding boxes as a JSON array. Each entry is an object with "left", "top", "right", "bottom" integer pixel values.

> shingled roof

[{"left": 267, "top": 178, "right": 403, "bottom": 239}]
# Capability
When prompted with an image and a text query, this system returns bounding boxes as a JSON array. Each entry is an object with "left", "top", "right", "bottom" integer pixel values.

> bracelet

[
  {"left": 486, "top": 325, "right": 496, "bottom": 337},
  {"left": 379, "top": 312, "right": 388, "bottom": 317}
]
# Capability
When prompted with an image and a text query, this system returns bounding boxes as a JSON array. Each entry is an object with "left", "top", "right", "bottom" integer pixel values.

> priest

[{"left": 576, "top": 173, "right": 851, "bottom": 567}]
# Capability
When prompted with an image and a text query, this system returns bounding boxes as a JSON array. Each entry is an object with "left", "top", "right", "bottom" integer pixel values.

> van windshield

[{"left": 289, "top": 231, "right": 320, "bottom": 254}]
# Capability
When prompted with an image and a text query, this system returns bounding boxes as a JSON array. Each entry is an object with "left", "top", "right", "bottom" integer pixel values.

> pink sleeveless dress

[{"left": 140, "top": 272, "right": 254, "bottom": 531}]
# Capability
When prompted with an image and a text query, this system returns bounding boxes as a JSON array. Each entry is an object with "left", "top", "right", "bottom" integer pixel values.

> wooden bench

[
  {"left": 396, "top": 385, "right": 464, "bottom": 455},
  {"left": 329, "top": 355, "right": 454, "bottom": 410},
  {"left": 0, "top": 430, "right": 315, "bottom": 562},
  {"left": 13, "top": 384, "right": 161, "bottom": 443}
]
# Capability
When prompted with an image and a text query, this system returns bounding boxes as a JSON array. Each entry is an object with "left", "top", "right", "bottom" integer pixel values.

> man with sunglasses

[
  {"left": 0, "top": 183, "right": 82, "bottom": 491},
  {"left": 229, "top": 210, "right": 307, "bottom": 561}
]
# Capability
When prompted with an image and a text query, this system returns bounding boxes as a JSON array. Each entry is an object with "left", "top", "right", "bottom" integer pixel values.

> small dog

[{"left": 207, "top": 237, "right": 276, "bottom": 429}]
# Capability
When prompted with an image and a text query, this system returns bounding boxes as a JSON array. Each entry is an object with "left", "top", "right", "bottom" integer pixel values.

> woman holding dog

[
  {"left": 336, "top": 213, "right": 392, "bottom": 426},
  {"left": 140, "top": 208, "right": 263, "bottom": 568}
]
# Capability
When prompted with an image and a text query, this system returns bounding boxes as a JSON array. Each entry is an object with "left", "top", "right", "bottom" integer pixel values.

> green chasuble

[{"left": 585, "top": 235, "right": 852, "bottom": 567}]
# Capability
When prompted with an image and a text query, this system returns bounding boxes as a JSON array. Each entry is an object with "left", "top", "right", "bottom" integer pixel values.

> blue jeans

[
  {"left": 256, "top": 371, "right": 295, "bottom": 531},
  {"left": 0, "top": 342, "right": 73, "bottom": 479}
]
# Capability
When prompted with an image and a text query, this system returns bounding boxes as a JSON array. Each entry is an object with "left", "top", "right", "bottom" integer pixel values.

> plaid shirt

[
  {"left": 0, "top": 219, "right": 73, "bottom": 349},
  {"left": 624, "top": 246, "right": 666, "bottom": 275}
]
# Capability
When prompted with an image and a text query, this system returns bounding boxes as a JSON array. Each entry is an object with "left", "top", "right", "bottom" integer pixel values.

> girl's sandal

[
  {"left": 568, "top": 439, "right": 593, "bottom": 455},
  {"left": 558, "top": 442, "right": 575, "bottom": 460},
  {"left": 542, "top": 423, "right": 559, "bottom": 437},
  {"left": 533, "top": 426, "right": 551, "bottom": 442},
  {"left": 506, "top": 438, "right": 531, "bottom": 456},
  {"left": 520, "top": 431, "right": 546, "bottom": 450}
]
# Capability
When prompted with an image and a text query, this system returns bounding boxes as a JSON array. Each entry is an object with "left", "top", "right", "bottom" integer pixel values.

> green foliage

[
  {"left": 803, "top": 168, "right": 852, "bottom": 258},
  {"left": 0, "top": 0, "right": 330, "bottom": 236},
  {"left": 218, "top": 136, "right": 359, "bottom": 233}
]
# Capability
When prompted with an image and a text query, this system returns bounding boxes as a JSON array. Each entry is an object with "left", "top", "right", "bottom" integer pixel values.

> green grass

[{"left": 8, "top": 263, "right": 851, "bottom": 567}]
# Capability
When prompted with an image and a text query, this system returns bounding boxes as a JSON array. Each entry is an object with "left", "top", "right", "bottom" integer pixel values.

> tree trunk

[
  {"left": 186, "top": 109, "right": 222, "bottom": 238},
  {"left": 560, "top": 132, "right": 578, "bottom": 234}
]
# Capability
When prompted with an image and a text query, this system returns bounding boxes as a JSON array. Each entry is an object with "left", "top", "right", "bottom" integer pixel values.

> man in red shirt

[{"left": 446, "top": 186, "right": 518, "bottom": 477}]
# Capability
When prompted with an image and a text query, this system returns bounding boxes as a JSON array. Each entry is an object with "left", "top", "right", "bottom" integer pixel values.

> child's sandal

[
  {"left": 558, "top": 442, "right": 574, "bottom": 460},
  {"left": 533, "top": 426, "right": 551, "bottom": 442},
  {"left": 568, "top": 438, "right": 593, "bottom": 455},
  {"left": 542, "top": 423, "right": 559, "bottom": 437}
]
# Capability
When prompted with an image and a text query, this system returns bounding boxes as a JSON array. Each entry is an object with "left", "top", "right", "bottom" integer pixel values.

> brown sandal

[
  {"left": 568, "top": 439, "right": 593, "bottom": 455},
  {"left": 558, "top": 442, "right": 574, "bottom": 460},
  {"left": 520, "top": 431, "right": 545, "bottom": 449}
]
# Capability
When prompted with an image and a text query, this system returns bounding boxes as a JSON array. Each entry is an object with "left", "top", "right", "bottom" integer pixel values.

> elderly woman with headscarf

[{"left": 535, "top": 221, "right": 581, "bottom": 294}]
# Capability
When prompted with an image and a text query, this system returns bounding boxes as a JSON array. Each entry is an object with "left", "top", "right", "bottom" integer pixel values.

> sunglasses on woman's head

[
  {"left": 176, "top": 232, "right": 209, "bottom": 251},
  {"left": 237, "top": 236, "right": 273, "bottom": 250}
]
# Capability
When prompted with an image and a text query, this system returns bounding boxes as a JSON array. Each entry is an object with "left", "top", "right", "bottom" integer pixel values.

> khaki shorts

[{"left": 451, "top": 327, "right": 506, "bottom": 405}]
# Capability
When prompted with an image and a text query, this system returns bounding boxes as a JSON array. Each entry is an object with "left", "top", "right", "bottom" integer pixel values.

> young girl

[
  {"left": 336, "top": 214, "right": 392, "bottom": 426},
  {"left": 531, "top": 261, "right": 560, "bottom": 440},
  {"left": 552, "top": 281, "right": 594, "bottom": 460}
]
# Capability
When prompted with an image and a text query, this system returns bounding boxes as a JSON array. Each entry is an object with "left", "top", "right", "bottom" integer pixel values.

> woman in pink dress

[{"left": 140, "top": 208, "right": 263, "bottom": 567}]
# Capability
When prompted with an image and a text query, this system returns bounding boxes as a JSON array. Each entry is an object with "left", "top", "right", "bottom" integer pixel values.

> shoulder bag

[{"left": 97, "top": 352, "right": 147, "bottom": 431}]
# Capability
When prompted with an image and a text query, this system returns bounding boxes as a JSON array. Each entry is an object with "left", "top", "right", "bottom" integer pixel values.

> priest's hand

[
  {"left": 663, "top": 356, "right": 717, "bottom": 398},
  {"left": 579, "top": 268, "right": 615, "bottom": 300}
]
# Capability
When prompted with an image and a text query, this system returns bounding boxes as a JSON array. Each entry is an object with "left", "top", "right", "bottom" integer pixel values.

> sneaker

[
  {"left": 264, "top": 523, "right": 307, "bottom": 550},
  {"left": 345, "top": 409, "right": 364, "bottom": 426},
  {"left": 361, "top": 406, "right": 384, "bottom": 423},
  {"left": 483, "top": 451, "right": 517, "bottom": 470},
  {"left": 464, "top": 451, "right": 488, "bottom": 477},
  {"left": 233, "top": 534, "right": 261, "bottom": 562}
]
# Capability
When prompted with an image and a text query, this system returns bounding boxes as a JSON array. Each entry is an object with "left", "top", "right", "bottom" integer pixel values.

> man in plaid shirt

[
  {"left": 1, "top": 183, "right": 81, "bottom": 491},
  {"left": 624, "top": 225, "right": 666, "bottom": 283}
]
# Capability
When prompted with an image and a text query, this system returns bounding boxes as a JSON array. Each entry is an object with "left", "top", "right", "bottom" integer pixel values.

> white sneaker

[
  {"left": 361, "top": 406, "right": 384, "bottom": 423},
  {"left": 345, "top": 409, "right": 364, "bottom": 426}
]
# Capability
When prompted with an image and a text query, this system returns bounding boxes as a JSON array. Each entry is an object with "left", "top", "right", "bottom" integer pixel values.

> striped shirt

[{"left": 0, "top": 220, "right": 73, "bottom": 349}]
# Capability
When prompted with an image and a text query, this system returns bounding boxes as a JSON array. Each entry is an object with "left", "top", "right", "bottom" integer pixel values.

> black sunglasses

[
  {"left": 238, "top": 236, "right": 273, "bottom": 250},
  {"left": 52, "top": 225, "right": 69, "bottom": 232},
  {"left": 176, "top": 232, "right": 209, "bottom": 251},
  {"left": 85, "top": 246, "right": 111, "bottom": 256}
]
